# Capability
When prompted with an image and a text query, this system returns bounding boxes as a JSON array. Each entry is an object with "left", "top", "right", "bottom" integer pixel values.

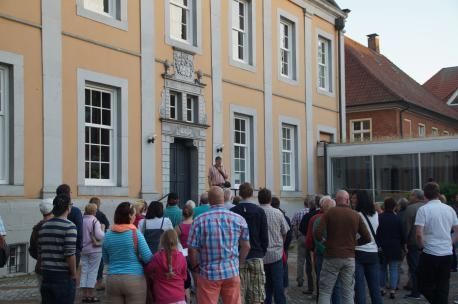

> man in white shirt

[{"left": 415, "top": 182, "right": 458, "bottom": 304}]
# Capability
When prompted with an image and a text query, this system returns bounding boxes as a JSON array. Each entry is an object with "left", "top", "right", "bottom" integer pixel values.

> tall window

[
  {"left": 318, "top": 37, "right": 330, "bottom": 90},
  {"left": 169, "top": 92, "right": 179, "bottom": 120},
  {"left": 431, "top": 127, "right": 438, "bottom": 136},
  {"left": 281, "top": 125, "right": 296, "bottom": 191},
  {"left": 85, "top": 86, "right": 115, "bottom": 185},
  {"left": 418, "top": 124, "right": 425, "bottom": 137},
  {"left": 233, "top": 116, "right": 251, "bottom": 186},
  {"left": 232, "top": 0, "right": 249, "bottom": 63},
  {"left": 170, "top": 0, "right": 192, "bottom": 43},
  {"left": 83, "top": 0, "right": 117, "bottom": 18},
  {"left": 280, "top": 20, "right": 292, "bottom": 77},
  {"left": 0, "top": 66, "right": 8, "bottom": 184},
  {"left": 351, "top": 119, "right": 371, "bottom": 142},
  {"left": 186, "top": 95, "right": 197, "bottom": 123}
]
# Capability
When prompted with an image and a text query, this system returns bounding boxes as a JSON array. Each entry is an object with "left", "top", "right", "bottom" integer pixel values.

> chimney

[{"left": 367, "top": 33, "right": 380, "bottom": 53}]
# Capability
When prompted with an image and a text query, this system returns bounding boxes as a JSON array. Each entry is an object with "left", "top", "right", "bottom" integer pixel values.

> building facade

[
  {"left": 0, "top": 0, "right": 346, "bottom": 274},
  {"left": 345, "top": 35, "right": 458, "bottom": 142}
]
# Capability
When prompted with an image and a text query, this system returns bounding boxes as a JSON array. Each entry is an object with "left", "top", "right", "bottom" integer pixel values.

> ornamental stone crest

[{"left": 173, "top": 50, "right": 194, "bottom": 82}]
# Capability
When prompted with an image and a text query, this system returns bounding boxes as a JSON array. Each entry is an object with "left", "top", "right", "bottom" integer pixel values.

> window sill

[
  {"left": 229, "top": 59, "right": 256, "bottom": 73},
  {"left": 278, "top": 74, "right": 299, "bottom": 86},
  {"left": 77, "top": 6, "right": 128, "bottom": 31},
  {"left": 165, "top": 37, "right": 202, "bottom": 55},
  {"left": 78, "top": 185, "right": 128, "bottom": 196},
  {"left": 280, "top": 191, "right": 304, "bottom": 198},
  {"left": 0, "top": 185, "right": 24, "bottom": 196},
  {"left": 317, "top": 87, "right": 335, "bottom": 97}
]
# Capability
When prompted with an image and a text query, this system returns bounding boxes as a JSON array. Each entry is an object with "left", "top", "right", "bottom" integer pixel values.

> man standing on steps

[{"left": 208, "top": 156, "right": 230, "bottom": 188}]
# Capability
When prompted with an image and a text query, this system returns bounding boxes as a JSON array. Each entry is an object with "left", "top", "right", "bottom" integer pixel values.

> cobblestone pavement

[{"left": 1, "top": 244, "right": 458, "bottom": 303}]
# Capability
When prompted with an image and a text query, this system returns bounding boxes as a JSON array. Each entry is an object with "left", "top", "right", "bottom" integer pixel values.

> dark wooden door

[{"left": 170, "top": 139, "right": 192, "bottom": 205}]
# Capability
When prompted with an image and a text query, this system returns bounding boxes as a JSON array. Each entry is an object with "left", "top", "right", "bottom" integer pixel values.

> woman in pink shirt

[
  {"left": 81, "top": 203, "right": 105, "bottom": 302},
  {"left": 146, "top": 229, "right": 187, "bottom": 304}
]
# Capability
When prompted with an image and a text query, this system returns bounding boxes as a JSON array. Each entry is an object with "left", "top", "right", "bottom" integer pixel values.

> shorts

[{"left": 240, "top": 258, "right": 266, "bottom": 303}]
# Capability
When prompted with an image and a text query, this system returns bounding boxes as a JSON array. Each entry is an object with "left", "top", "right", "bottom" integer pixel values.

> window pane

[
  {"left": 91, "top": 145, "right": 100, "bottom": 161},
  {"left": 362, "top": 120, "right": 370, "bottom": 130},
  {"left": 421, "top": 152, "right": 458, "bottom": 187},
  {"left": 85, "top": 144, "right": 90, "bottom": 161},
  {"left": 331, "top": 156, "right": 373, "bottom": 195},
  {"left": 85, "top": 89, "right": 91, "bottom": 105},
  {"left": 85, "top": 162, "right": 90, "bottom": 178},
  {"left": 92, "top": 90, "right": 101, "bottom": 107},
  {"left": 91, "top": 128, "right": 100, "bottom": 144},
  {"left": 102, "top": 92, "right": 111, "bottom": 109},
  {"left": 102, "top": 109, "right": 111, "bottom": 126},
  {"left": 85, "top": 107, "right": 91, "bottom": 123},
  {"left": 101, "top": 163, "right": 110, "bottom": 179},
  {"left": 92, "top": 107, "right": 101, "bottom": 124},
  {"left": 85, "top": 127, "right": 90, "bottom": 143},
  {"left": 101, "top": 146, "right": 110, "bottom": 162},
  {"left": 353, "top": 121, "right": 361, "bottom": 131},
  {"left": 91, "top": 162, "right": 100, "bottom": 179},
  {"left": 101, "top": 129, "right": 110, "bottom": 145}
]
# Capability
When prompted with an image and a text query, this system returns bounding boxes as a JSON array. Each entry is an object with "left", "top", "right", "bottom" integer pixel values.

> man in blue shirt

[{"left": 164, "top": 192, "right": 183, "bottom": 227}]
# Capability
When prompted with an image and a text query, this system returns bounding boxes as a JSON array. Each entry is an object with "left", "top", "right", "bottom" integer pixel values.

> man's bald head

[
  {"left": 208, "top": 186, "right": 224, "bottom": 206},
  {"left": 321, "top": 197, "right": 336, "bottom": 212},
  {"left": 335, "top": 190, "right": 349, "bottom": 206}
]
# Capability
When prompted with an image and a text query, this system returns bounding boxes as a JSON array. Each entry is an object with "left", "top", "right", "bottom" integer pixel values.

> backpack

[{"left": 143, "top": 218, "right": 165, "bottom": 254}]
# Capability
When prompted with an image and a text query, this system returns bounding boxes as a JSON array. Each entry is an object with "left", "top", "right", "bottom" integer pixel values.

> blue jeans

[
  {"left": 355, "top": 253, "right": 383, "bottom": 304},
  {"left": 316, "top": 254, "right": 341, "bottom": 304},
  {"left": 264, "top": 259, "right": 286, "bottom": 304},
  {"left": 380, "top": 260, "right": 399, "bottom": 290},
  {"left": 406, "top": 245, "right": 421, "bottom": 296},
  {"left": 41, "top": 271, "right": 76, "bottom": 304}
]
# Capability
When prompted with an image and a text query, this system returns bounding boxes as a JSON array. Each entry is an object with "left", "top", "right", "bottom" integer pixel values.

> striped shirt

[
  {"left": 291, "top": 208, "right": 309, "bottom": 239},
  {"left": 102, "top": 229, "right": 153, "bottom": 275},
  {"left": 38, "top": 218, "right": 77, "bottom": 272},
  {"left": 188, "top": 205, "right": 249, "bottom": 281},
  {"left": 207, "top": 165, "right": 227, "bottom": 186},
  {"left": 260, "top": 205, "right": 290, "bottom": 264}
]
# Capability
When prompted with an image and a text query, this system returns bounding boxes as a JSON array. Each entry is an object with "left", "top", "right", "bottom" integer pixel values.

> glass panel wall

[
  {"left": 331, "top": 156, "right": 372, "bottom": 195},
  {"left": 421, "top": 152, "right": 458, "bottom": 185},
  {"left": 374, "top": 154, "right": 419, "bottom": 201}
]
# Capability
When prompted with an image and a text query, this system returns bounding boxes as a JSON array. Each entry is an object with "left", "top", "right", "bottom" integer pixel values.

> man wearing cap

[{"left": 29, "top": 198, "right": 55, "bottom": 284}]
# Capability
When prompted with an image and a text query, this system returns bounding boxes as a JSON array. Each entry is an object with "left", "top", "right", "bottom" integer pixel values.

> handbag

[
  {"left": 215, "top": 166, "right": 231, "bottom": 188},
  {"left": 361, "top": 213, "right": 384, "bottom": 263},
  {"left": 91, "top": 220, "right": 102, "bottom": 247}
]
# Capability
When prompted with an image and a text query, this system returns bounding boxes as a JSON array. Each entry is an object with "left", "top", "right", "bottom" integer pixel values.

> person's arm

[
  {"left": 101, "top": 212, "right": 110, "bottom": 230},
  {"left": 137, "top": 230, "right": 153, "bottom": 264},
  {"left": 94, "top": 221, "right": 105, "bottom": 240},
  {"left": 416, "top": 225, "right": 425, "bottom": 249},
  {"left": 452, "top": 225, "right": 458, "bottom": 244},
  {"left": 260, "top": 211, "right": 269, "bottom": 254},
  {"left": 239, "top": 239, "right": 250, "bottom": 265},
  {"left": 221, "top": 166, "right": 229, "bottom": 179},
  {"left": 357, "top": 216, "right": 371, "bottom": 245},
  {"left": 64, "top": 226, "right": 77, "bottom": 279},
  {"left": 208, "top": 167, "right": 213, "bottom": 188},
  {"left": 189, "top": 247, "right": 200, "bottom": 273},
  {"left": 66, "top": 255, "right": 77, "bottom": 280},
  {"left": 414, "top": 207, "right": 426, "bottom": 249}
]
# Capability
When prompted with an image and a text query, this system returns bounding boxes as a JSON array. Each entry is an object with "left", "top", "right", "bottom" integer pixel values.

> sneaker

[{"left": 404, "top": 294, "right": 421, "bottom": 300}]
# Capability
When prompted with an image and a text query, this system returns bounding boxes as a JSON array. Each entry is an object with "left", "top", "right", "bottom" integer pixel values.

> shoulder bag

[
  {"left": 91, "top": 220, "right": 102, "bottom": 247},
  {"left": 361, "top": 213, "right": 383, "bottom": 263}
]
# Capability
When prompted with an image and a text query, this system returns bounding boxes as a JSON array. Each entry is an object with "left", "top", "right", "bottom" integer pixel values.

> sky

[{"left": 337, "top": 0, "right": 458, "bottom": 84}]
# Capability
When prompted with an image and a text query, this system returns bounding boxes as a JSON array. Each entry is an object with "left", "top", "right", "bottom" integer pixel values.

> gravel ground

[{"left": 1, "top": 244, "right": 457, "bottom": 303}]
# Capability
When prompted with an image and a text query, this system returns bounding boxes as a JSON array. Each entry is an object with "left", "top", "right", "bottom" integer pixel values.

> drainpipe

[
  {"left": 399, "top": 105, "right": 409, "bottom": 138},
  {"left": 335, "top": 11, "right": 349, "bottom": 142}
]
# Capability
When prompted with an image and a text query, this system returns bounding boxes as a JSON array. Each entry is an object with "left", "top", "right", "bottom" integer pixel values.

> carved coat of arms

[{"left": 173, "top": 51, "right": 194, "bottom": 81}]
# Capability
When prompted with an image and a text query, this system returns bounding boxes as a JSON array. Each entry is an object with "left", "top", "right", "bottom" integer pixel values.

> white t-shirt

[
  {"left": 415, "top": 200, "right": 458, "bottom": 256},
  {"left": 138, "top": 217, "right": 174, "bottom": 234},
  {"left": 356, "top": 212, "right": 379, "bottom": 253}
]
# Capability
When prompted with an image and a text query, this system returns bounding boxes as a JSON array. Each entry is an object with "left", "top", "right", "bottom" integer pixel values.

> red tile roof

[
  {"left": 423, "top": 66, "right": 458, "bottom": 101},
  {"left": 345, "top": 37, "right": 458, "bottom": 121}
]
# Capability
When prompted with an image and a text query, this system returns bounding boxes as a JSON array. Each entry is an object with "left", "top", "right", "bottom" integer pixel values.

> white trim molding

[
  {"left": 279, "top": 116, "right": 302, "bottom": 193},
  {"left": 42, "top": 0, "right": 63, "bottom": 197},
  {"left": 447, "top": 89, "right": 458, "bottom": 106},
  {"left": 316, "top": 27, "right": 335, "bottom": 97},
  {"left": 277, "top": 9, "right": 300, "bottom": 86},
  {"left": 338, "top": 30, "right": 346, "bottom": 142},
  {"left": 230, "top": 104, "right": 259, "bottom": 188},
  {"left": 164, "top": 0, "right": 203, "bottom": 54},
  {"left": 0, "top": 51, "right": 24, "bottom": 196},
  {"left": 76, "top": 0, "right": 128, "bottom": 31},
  {"left": 228, "top": 0, "right": 257, "bottom": 72},
  {"left": 316, "top": 124, "right": 337, "bottom": 142},
  {"left": 77, "top": 69, "right": 128, "bottom": 196},
  {"left": 140, "top": 0, "right": 158, "bottom": 200}
]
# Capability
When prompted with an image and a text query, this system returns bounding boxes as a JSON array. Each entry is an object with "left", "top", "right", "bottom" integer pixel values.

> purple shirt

[{"left": 81, "top": 215, "right": 105, "bottom": 254}]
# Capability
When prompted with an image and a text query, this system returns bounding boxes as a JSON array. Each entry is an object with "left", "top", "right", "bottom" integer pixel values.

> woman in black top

[{"left": 377, "top": 197, "right": 405, "bottom": 299}]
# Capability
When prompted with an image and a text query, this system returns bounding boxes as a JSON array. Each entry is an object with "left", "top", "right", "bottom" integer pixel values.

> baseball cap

[{"left": 39, "top": 198, "right": 54, "bottom": 215}]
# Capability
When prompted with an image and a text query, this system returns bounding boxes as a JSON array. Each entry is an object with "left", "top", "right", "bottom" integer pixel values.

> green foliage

[{"left": 439, "top": 183, "right": 458, "bottom": 203}]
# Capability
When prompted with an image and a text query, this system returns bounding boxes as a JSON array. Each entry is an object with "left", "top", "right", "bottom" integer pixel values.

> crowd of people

[
  {"left": 0, "top": 175, "right": 458, "bottom": 304},
  {"left": 292, "top": 184, "right": 458, "bottom": 304}
]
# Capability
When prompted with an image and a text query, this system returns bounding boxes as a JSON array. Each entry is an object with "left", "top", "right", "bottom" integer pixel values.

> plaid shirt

[
  {"left": 188, "top": 205, "right": 249, "bottom": 281},
  {"left": 0, "top": 215, "right": 6, "bottom": 236},
  {"left": 260, "top": 205, "right": 290, "bottom": 264},
  {"left": 291, "top": 208, "right": 309, "bottom": 239}
]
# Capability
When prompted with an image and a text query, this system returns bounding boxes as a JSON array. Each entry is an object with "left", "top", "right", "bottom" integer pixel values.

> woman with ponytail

[{"left": 146, "top": 229, "right": 187, "bottom": 304}]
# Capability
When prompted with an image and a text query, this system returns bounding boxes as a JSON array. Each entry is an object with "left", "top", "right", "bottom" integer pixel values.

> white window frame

[
  {"left": 316, "top": 28, "right": 335, "bottom": 96},
  {"left": 77, "top": 69, "right": 128, "bottom": 196},
  {"left": 0, "top": 66, "right": 9, "bottom": 185},
  {"left": 165, "top": 0, "right": 202, "bottom": 54},
  {"left": 169, "top": 92, "right": 179, "bottom": 120},
  {"left": 185, "top": 95, "right": 195, "bottom": 123},
  {"left": 431, "top": 127, "right": 438, "bottom": 136},
  {"left": 418, "top": 123, "right": 425, "bottom": 137},
  {"left": 233, "top": 115, "right": 251, "bottom": 188},
  {"left": 84, "top": 85, "right": 116, "bottom": 186},
  {"left": 318, "top": 37, "right": 329, "bottom": 91},
  {"left": 403, "top": 118, "right": 412, "bottom": 137},
  {"left": 277, "top": 10, "right": 299, "bottom": 85},
  {"left": 443, "top": 130, "right": 449, "bottom": 136},
  {"left": 229, "top": 0, "right": 256, "bottom": 71},
  {"left": 76, "top": 0, "right": 128, "bottom": 30},
  {"left": 230, "top": 105, "right": 258, "bottom": 189},
  {"left": 350, "top": 118, "right": 372, "bottom": 142},
  {"left": 0, "top": 51, "right": 24, "bottom": 196},
  {"left": 281, "top": 124, "right": 296, "bottom": 191}
]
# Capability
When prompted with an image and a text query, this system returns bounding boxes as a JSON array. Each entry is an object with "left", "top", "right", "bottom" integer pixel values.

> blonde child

[{"left": 146, "top": 229, "right": 187, "bottom": 304}]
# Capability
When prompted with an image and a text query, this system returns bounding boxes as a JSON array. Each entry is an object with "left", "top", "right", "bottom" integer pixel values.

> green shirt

[
  {"left": 193, "top": 204, "right": 210, "bottom": 219},
  {"left": 313, "top": 217, "right": 326, "bottom": 256},
  {"left": 164, "top": 205, "right": 183, "bottom": 228}
]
